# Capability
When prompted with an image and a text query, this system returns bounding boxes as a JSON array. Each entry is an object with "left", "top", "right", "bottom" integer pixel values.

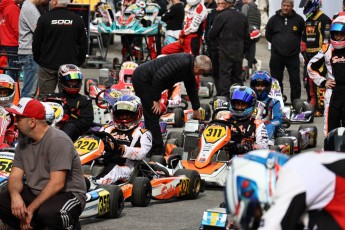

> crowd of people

[{"left": 0, "top": 0, "right": 345, "bottom": 229}]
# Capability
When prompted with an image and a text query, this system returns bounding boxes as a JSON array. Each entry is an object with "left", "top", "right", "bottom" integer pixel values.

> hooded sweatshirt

[{"left": 0, "top": 0, "right": 20, "bottom": 46}]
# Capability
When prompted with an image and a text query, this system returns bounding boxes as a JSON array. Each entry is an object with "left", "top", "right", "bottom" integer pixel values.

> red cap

[{"left": 6, "top": 98, "right": 46, "bottom": 120}]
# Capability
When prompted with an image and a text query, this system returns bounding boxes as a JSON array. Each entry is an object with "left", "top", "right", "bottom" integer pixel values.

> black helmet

[{"left": 324, "top": 127, "right": 345, "bottom": 152}]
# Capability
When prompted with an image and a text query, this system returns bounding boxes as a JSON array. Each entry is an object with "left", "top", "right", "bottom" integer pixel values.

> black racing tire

[
  {"left": 200, "top": 81, "right": 214, "bottom": 99},
  {"left": 96, "top": 184, "right": 124, "bottom": 218},
  {"left": 131, "top": 177, "right": 152, "bottom": 207},
  {"left": 292, "top": 99, "right": 304, "bottom": 114},
  {"left": 288, "top": 130, "right": 302, "bottom": 153},
  {"left": 150, "top": 155, "right": 166, "bottom": 166},
  {"left": 282, "top": 117, "right": 291, "bottom": 129},
  {"left": 299, "top": 124, "right": 318, "bottom": 147},
  {"left": 166, "top": 131, "right": 184, "bottom": 147},
  {"left": 269, "top": 145, "right": 281, "bottom": 152},
  {"left": 173, "top": 107, "right": 184, "bottom": 128},
  {"left": 200, "top": 103, "right": 211, "bottom": 121},
  {"left": 171, "top": 147, "right": 184, "bottom": 157},
  {"left": 274, "top": 137, "right": 294, "bottom": 156},
  {"left": 174, "top": 169, "right": 201, "bottom": 199},
  {"left": 303, "top": 102, "right": 314, "bottom": 123}
]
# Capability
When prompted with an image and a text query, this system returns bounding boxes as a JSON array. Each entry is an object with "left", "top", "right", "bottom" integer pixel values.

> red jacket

[{"left": 0, "top": 0, "right": 20, "bottom": 46}]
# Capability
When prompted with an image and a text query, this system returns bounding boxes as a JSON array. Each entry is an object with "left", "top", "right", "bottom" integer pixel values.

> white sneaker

[{"left": 256, "top": 60, "right": 262, "bottom": 71}]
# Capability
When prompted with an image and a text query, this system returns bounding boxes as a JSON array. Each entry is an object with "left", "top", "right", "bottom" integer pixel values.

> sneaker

[{"left": 256, "top": 60, "right": 262, "bottom": 71}]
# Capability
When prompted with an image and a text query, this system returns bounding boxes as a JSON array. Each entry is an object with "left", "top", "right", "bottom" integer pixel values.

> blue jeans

[{"left": 19, "top": 55, "right": 38, "bottom": 98}]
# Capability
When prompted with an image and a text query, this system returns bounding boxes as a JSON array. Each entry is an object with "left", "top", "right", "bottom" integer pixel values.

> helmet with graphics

[
  {"left": 300, "top": 0, "right": 322, "bottom": 19},
  {"left": 229, "top": 86, "right": 257, "bottom": 120},
  {"left": 225, "top": 150, "right": 290, "bottom": 229},
  {"left": 250, "top": 70, "right": 272, "bottom": 101},
  {"left": 112, "top": 94, "right": 143, "bottom": 131},
  {"left": 0, "top": 74, "right": 15, "bottom": 107},
  {"left": 186, "top": 0, "right": 201, "bottom": 6},
  {"left": 58, "top": 64, "right": 83, "bottom": 94},
  {"left": 330, "top": 16, "right": 345, "bottom": 49}
]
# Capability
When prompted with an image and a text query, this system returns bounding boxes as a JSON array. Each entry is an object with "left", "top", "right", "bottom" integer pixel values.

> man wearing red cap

[{"left": 0, "top": 98, "right": 86, "bottom": 229}]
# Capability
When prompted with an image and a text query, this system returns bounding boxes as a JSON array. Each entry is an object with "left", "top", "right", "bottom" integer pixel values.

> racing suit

[
  {"left": 301, "top": 10, "right": 331, "bottom": 115},
  {"left": 307, "top": 43, "right": 344, "bottom": 136},
  {"left": 160, "top": 82, "right": 182, "bottom": 109},
  {"left": 96, "top": 125, "right": 152, "bottom": 184},
  {"left": 259, "top": 151, "right": 345, "bottom": 230},
  {"left": 224, "top": 115, "right": 269, "bottom": 154},
  {"left": 161, "top": 2, "right": 208, "bottom": 56},
  {"left": 256, "top": 97, "right": 283, "bottom": 139}
]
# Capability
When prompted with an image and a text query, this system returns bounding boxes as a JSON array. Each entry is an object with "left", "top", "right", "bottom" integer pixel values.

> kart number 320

[
  {"left": 74, "top": 138, "right": 100, "bottom": 155},
  {"left": 203, "top": 125, "right": 226, "bottom": 143}
]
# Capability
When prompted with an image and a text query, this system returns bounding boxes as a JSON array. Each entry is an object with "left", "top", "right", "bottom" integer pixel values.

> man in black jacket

[
  {"left": 132, "top": 53, "right": 212, "bottom": 156},
  {"left": 265, "top": 0, "right": 304, "bottom": 103},
  {"left": 208, "top": 0, "right": 250, "bottom": 99},
  {"left": 33, "top": 0, "right": 88, "bottom": 98}
]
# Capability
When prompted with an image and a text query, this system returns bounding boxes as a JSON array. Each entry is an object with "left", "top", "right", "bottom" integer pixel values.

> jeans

[{"left": 19, "top": 55, "right": 38, "bottom": 98}]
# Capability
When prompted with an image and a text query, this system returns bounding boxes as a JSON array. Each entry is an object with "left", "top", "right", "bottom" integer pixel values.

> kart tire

[
  {"left": 166, "top": 131, "right": 184, "bottom": 147},
  {"left": 150, "top": 155, "right": 166, "bottom": 166},
  {"left": 274, "top": 137, "right": 294, "bottom": 155},
  {"left": 84, "top": 78, "right": 98, "bottom": 96},
  {"left": 131, "top": 177, "right": 152, "bottom": 207},
  {"left": 288, "top": 130, "right": 302, "bottom": 153},
  {"left": 174, "top": 169, "right": 201, "bottom": 199},
  {"left": 96, "top": 184, "right": 124, "bottom": 218},
  {"left": 303, "top": 102, "right": 314, "bottom": 123},
  {"left": 173, "top": 107, "right": 184, "bottom": 128},
  {"left": 200, "top": 103, "right": 211, "bottom": 121},
  {"left": 299, "top": 124, "right": 318, "bottom": 147},
  {"left": 282, "top": 117, "right": 291, "bottom": 129},
  {"left": 200, "top": 81, "right": 214, "bottom": 99},
  {"left": 171, "top": 147, "right": 184, "bottom": 157},
  {"left": 292, "top": 99, "right": 304, "bottom": 114},
  {"left": 269, "top": 145, "right": 281, "bottom": 152}
]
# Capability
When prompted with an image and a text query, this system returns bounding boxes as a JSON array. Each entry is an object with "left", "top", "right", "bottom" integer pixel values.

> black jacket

[
  {"left": 32, "top": 7, "right": 88, "bottom": 70},
  {"left": 50, "top": 92, "right": 94, "bottom": 132},
  {"left": 132, "top": 53, "right": 200, "bottom": 110},
  {"left": 161, "top": 2, "right": 184, "bottom": 31},
  {"left": 208, "top": 7, "right": 250, "bottom": 60},
  {"left": 266, "top": 9, "right": 305, "bottom": 57}
]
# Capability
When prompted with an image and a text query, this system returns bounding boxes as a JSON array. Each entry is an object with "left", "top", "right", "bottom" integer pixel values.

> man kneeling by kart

[
  {"left": 250, "top": 70, "right": 283, "bottom": 139},
  {"left": 95, "top": 95, "right": 153, "bottom": 184},
  {"left": 219, "top": 86, "right": 269, "bottom": 154}
]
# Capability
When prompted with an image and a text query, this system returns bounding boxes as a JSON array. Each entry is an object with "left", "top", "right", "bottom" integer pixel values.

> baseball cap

[{"left": 6, "top": 98, "right": 46, "bottom": 120}]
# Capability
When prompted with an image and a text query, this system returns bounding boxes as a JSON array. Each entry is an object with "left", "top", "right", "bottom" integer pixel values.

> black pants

[
  {"left": 245, "top": 40, "right": 257, "bottom": 69},
  {"left": 61, "top": 122, "right": 82, "bottom": 142},
  {"left": 132, "top": 77, "right": 164, "bottom": 156},
  {"left": 219, "top": 49, "right": 243, "bottom": 99},
  {"left": 0, "top": 186, "right": 82, "bottom": 229},
  {"left": 211, "top": 48, "right": 220, "bottom": 96},
  {"left": 269, "top": 52, "right": 301, "bottom": 103},
  {"left": 328, "top": 90, "right": 345, "bottom": 133}
]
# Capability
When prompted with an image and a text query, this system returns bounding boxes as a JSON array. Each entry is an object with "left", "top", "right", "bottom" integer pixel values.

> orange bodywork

[
  {"left": 151, "top": 177, "right": 182, "bottom": 200},
  {"left": 181, "top": 160, "right": 225, "bottom": 175},
  {"left": 121, "top": 183, "right": 133, "bottom": 200}
]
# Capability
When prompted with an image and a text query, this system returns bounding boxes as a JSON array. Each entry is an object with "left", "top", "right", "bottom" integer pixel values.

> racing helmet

[
  {"left": 0, "top": 74, "right": 15, "bottom": 107},
  {"left": 186, "top": 0, "right": 201, "bottom": 6},
  {"left": 330, "top": 16, "right": 345, "bottom": 49},
  {"left": 229, "top": 86, "right": 257, "bottom": 120},
  {"left": 42, "top": 102, "right": 55, "bottom": 125},
  {"left": 225, "top": 150, "right": 290, "bottom": 230},
  {"left": 324, "top": 127, "right": 345, "bottom": 152},
  {"left": 301, "top": 0, "right": 322, "bottom": 19},
  {"left": 112, "top": 95, "right": 143, "bottom": 131},
  {"left": 58, "top": 64, "right": 83, "bottom": 94},
  {"left": 250, "top": 70, "right": 272, "bottom": 101}
]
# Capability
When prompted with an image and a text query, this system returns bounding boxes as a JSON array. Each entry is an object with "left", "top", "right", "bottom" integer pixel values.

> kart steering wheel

[
  {"left": 207, "top": 119, "right": 243, "bottom": 140},
  {"left": 95, "top": 89, "right": 109, "bottom": 109},
  {"left": 86, "top": 130, "right": 121, "bottom": 156}
]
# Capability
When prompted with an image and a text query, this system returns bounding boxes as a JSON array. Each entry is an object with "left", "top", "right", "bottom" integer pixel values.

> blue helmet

[
  {"left": 229, "top": 86, "right": 257, "bottom": 120},
  {"left": 302, "top": 0, "right": 322, "bottom": 19},
  {"left": 250, "top": 70, "right": 272, "bottom": 101}
]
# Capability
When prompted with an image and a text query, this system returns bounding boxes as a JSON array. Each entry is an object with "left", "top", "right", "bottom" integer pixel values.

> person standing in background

[
  {"left": 161, "top": 0, "right": 185, "bottom": 45},
  {"left": 265, "top": 0, "right": 304, "bottom": 103},
  {"left": 18, "top": 0, "right": 43, "bottom": 98},
  {"left": 0, "top": 0, "right": 20, "bottom": 81},
  {"left": 33, "top": 0, "right": 88, "bottom": 98}
]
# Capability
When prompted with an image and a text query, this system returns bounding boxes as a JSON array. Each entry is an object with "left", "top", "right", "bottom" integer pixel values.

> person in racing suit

[
  {"left": 250, "top": 70, "right": 283, "bottom": 140},
  {"left": 160, "top": 82, "right": 182, "bottom": 109},
  {"left": 300, "top": 0, "right": 331, "bottom": 117},
  {"left": 161, "top": 0, "right": 208, "bottom": 56},
  {"left": 95, "top": 95, "right": 153, "bottom": 184},
  {"left": 220, "top": 86, "right": 268, "bottom": 154},
  {"left": 308, "top": 16, "right": 345, "bottom": 136},
  {"left": 44, "top": 64, "right": 94, "bottom": 141}
]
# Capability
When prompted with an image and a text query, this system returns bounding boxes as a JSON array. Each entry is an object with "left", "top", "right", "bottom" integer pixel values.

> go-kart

[
  {"left": 181, "top": 79, "right": 215, "bottom": 99},
  {"left": 283, "top": 99, "right": 314, "bottom": 123},
  {"left": 75, "top": 130, "right": 204, "bottom": 209},
  {"left": 172, "top": 119, "right": 246, "bottom": 187},
  {"left": 0, "top": 148, "right": 14, "bottom": 192}
]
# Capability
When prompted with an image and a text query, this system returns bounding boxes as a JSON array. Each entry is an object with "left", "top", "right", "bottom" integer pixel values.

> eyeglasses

[{"left": 217, "top": 2, "right": 226, "bottom": 4}]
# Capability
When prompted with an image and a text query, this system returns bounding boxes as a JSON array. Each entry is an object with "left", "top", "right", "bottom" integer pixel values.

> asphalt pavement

[{"left": 77, "top": 37, "right": 325, "bottom": 229}]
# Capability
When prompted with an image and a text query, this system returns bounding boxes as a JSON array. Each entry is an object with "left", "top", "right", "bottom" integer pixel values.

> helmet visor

[
  {"left": 0, "top": 81, "right": 14, "bottom": 90},
  {"left": 64, "top": 72, "right": 83, "bottom": 81}
]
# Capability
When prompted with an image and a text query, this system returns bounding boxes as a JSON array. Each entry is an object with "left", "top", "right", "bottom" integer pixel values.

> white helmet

[
  {"left": 187, "top": 0, "right": 201, "bottom": 6},
  {"left": 330, "top": 16, "right": 345, "bottom": 49},
  {"left": 0, "top": 74, "right": 15, "bottom": 107}
]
